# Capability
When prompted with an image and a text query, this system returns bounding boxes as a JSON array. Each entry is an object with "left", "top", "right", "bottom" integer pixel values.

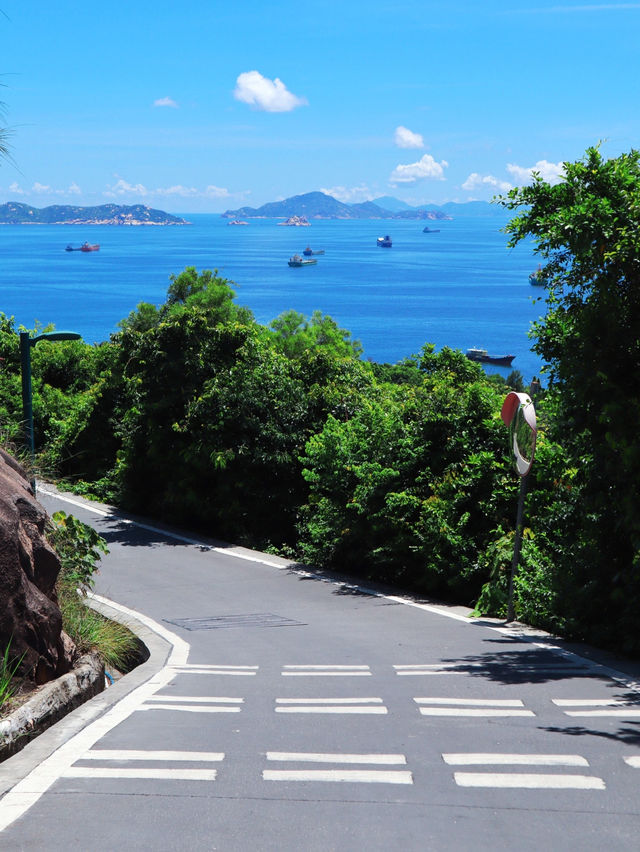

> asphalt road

[{"left": 1, "top": 486, "right": 640, "bottom": 851}]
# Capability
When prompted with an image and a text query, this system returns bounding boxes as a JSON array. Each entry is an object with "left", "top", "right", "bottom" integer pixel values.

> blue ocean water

[{"left": 0, "top": 213, "right": 546, "bottom": 382}]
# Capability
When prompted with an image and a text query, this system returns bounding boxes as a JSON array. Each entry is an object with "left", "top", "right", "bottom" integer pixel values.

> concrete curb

[
  {"left": 0, "top": 596, "right": 170, "bottom": 795},
  {"left": 0, "top": 652, "right": 105, "bottom": 761}
]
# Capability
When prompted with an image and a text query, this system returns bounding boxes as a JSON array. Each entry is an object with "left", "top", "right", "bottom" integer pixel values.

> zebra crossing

[{"left": 54, "top": 661, "right": 640, "bottom": 793}]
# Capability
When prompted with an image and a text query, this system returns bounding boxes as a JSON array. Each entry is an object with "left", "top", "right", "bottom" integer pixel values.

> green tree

[{"left": 499, "top": 146, "right": 640, "bottom": 651}]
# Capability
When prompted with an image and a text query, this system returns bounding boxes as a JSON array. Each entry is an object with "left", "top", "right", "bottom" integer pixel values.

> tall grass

[
  {"left": 57, "top": 580, "right": 139, "bottom": 671},
  {"left": 0, "top": 641, "right": 24, "bottom": 712}
]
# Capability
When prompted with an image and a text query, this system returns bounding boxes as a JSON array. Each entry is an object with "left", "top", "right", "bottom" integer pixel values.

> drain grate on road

[{"left": 165, "top": 613, "right": 305, "bottom": 631}]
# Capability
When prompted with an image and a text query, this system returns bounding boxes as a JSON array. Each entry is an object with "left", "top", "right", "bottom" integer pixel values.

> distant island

[
  {"left": 222, "top": 192, "right": 508, "bottom": 221},
  {"left": 0, "top": 203, "right": 190, "bottom": 225}
]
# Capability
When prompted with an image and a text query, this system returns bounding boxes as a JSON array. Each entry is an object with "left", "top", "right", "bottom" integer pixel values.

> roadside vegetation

[
  {"left": 0, "top": 146, "right": 638, "bottom": 655},
  {"left": 49, "top": 511, "right": 139, "bottom": 672}
]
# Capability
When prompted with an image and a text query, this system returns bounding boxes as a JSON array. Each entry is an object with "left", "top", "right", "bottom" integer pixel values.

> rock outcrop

[{"left": 0, "top": 449, "right": 75, "bottom": 684}]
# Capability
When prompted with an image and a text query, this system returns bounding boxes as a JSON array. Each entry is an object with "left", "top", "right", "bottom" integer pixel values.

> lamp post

[
  {"left": 500, "top": 391, "right": 538, "bottom": 623},
  {"left": 20, "top": 330, "right": 82, "bottom": 493}
]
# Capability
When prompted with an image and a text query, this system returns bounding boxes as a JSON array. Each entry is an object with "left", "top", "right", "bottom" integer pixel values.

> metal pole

[
  {"left": 506, "top": 472, "right": 529, "bottom": 622},
  {"left": 19, "top": 331, "right": 36, "bottom": 492}
]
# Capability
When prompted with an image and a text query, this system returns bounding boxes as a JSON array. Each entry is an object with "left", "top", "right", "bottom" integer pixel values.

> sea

[{"left": 0, "top": 213, "right": 546, "bottom": 383}]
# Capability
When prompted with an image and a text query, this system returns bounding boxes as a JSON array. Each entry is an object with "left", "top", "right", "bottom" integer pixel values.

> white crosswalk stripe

[
  {"left": 169, "top": 664, "right": 258, "bottom": 676},
  {"left": 443, "top": 753, "right": 605, "bottom": 790},
  {"left": 415, "top": 697, "right": 534, "bottom": 717},
  {"left": 553, "top": 699, "right": 640, "bottom": 717},
  {"left": 282, "top": 665, "right": 371, "bottom": 676},
  {"left": 262, "top": 752, "right": 412, "bottom": 784},
  {"left": 275, "top": 697, "right": 387, "bottom": 714},
  {"left": 63, "top": 750, "right": 225, "bottom": 782},
  {"left": 137, "top": 695, "right": 244, "bottom": 713}
]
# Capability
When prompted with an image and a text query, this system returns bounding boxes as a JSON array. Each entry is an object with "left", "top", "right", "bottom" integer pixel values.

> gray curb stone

[{"left": 0, "top": 652, "right": 105, "bottom": 761}]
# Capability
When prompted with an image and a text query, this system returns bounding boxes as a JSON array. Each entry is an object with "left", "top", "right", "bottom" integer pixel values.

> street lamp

[
  {"left": 500, "top": 391, "right": 538, "bottom": 623},
  {"left": 20, "top": 330, "right": 82, "bottom": 493}
]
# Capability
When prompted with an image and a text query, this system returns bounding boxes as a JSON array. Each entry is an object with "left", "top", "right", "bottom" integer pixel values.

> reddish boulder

[{"left": 0, "top": 448, "right": 75, "bottom": 683}]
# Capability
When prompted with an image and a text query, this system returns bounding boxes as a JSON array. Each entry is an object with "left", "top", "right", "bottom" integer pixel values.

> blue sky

[{"left": 1, "top": 1, "right": 639, "bottom": 212}]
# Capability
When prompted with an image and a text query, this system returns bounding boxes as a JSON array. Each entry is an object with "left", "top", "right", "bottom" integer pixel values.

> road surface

[{"left": 1, "top": 487, "right": 639, "bottom": 850}]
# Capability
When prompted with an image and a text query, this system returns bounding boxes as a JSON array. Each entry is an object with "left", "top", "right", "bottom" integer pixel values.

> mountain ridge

[
  {"left": 223, "top": 191, "right": 451, "bottom": 221},
  {"left": 0, "top": 202, "right": 190, "bottom": 225}
]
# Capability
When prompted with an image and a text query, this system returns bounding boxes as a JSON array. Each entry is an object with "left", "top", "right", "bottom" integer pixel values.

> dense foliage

[
  {"left": 498, "top": 146, "right": 640, "bottom": 651},
  {"left": 3, "top": 146, "right": 640, "bottom": 656}
]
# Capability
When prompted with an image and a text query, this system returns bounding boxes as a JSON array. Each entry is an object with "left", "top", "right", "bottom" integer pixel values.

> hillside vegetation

[{"left": 2, "top": 147, "right": 639, "bottom": 655}]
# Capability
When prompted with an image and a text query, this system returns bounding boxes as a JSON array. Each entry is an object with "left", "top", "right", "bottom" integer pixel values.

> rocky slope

[{"left": 0, "top": 450, "right": 74, "bottom": 684}]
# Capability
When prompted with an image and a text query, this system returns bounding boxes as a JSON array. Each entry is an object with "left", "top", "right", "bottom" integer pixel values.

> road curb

[
  {"left": 0, "top": 652, "right": 105, "bottom": 762},
  {"left": 0, "top": 595, "right": 171, "bottom": 795}
]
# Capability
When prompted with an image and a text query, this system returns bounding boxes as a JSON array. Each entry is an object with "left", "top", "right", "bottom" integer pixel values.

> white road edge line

[{"left": 0, "top": 596, "right": 189, "bottom": 834}]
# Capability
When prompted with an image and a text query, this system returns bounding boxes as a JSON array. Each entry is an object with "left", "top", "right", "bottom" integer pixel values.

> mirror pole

[{"left": 507, "top": 471, "right": 529, "bottom": 622}]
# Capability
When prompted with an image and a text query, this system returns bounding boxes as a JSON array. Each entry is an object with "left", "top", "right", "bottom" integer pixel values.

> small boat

[
  {"left": 377, "top": 235, "right": 392, "bottom": 247},
  {"left": 466, "top": 348, "right": 515, "bottom": 367},
  {"left": 529, "top": 266, "right": 544, "bottom": 285},
  {"left": 422, "top": 226, "right": 440, "bottom": 233},
  {"left": 65, "top": 244, "right": 82, "bottom": 251},
  {"left": 227, "top": 220, "right": 249, "bottom": 226},
  {"left": 80, "top": 242, "right": 100, "bottom": 252},
  {"left": 302, "top": 246, "right": 325, "bottom": 256},
  {"left": 288, "top": 254, "right": 318, "bottom": 267}
]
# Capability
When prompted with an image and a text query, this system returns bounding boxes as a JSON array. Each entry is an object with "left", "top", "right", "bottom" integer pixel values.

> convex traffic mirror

[{"left": 500, "top": 391, "right": 537, "bottom": 476}]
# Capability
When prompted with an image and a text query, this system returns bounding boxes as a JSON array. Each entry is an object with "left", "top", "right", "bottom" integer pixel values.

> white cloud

[
  {"left": 155, "top": 185, "right": 199, "bottom": 197},
  {"left": 394, "top": 126, "right": 424, "bottom": 149},
  {"left": 105, "top": 178, "right": 149, "bottom": 197},
  {"left": 506, "top": 159, "right": 565, "bottom": 185},
  {"left": 154, "top": 96, "right": 179, "bottom": 108},
  {"left": 233, "top": 70, "right": 307, "bottom": 112},
  {"left": 203, "top": 185, "right": 231, "bottom": 198},
  {"left": 67, "top": 182, "right": 82, "bottom": 195},
  {"left": 462, "top": 173, "right": 513, "bottom": 192},
  {"left": 320, "top": 185, "right": 373, "bottom": 203},
  {"left": 389, "top": 154, "right": 448, "bottom": 184},
  {"left": 32, "top": 182, "right": 53, "bottom": 194},
  {"left": 8, "top": 181, "right": 24, "bottom": 195}
]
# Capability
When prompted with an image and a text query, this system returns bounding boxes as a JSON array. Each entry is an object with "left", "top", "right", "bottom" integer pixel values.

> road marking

[
  {"left": 623, "top": 757, "right": 640, "bottom": 768},
  {"left": 395, "top": 663, "right": 479, "bottom": 675},
  {"left": 169, "top": 664, "right": 258, "bottom": 676},
  {"left": 553, "top": 699, "right": 640, "bottom": 718},
  {"left": 276, "top": 697, "right": 387, "bottom": 714},
  {"left": 266, "top": 752, "right": 406, "bottom": 764},
  {"left": 82, "top": 750, "right": 224, "bottom": 762},
  {"left": 138, "top": 704, "right": 242, "bottom": 713},
  {"left": 145, "top": 695, "right": 244, "bottom": 703},
  {"left": 563, "top": 710, "right": 640, "bottom": 717},
  {"left": 415, "top": 697, "right": 534, "bottom": 717},
  {"left": 453, "top": 772, "right": 605, "bottom": 789},
  {"left": 262, "top": 752, "right": 411, "bottom": 784},
  {"left": 139, "top": 695, "right": 243, "bottom": 713},
  {"left": 552, "top": 699, "right": 629, "bottom": 706},
  {"left": 63, "top": 768, "right": 218, "bottom": 781},
  {"left": 443, "top": 753, "right": 589, "bottom": 766},
  {"left": 416, "top": 698, "right": 525, "bottom": 706},
  {"left": 263, "top": 769, "right": 411, "bottom": 783},
  {"left": 282, "top": 665, "right": 371, "bottom": 676}
]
